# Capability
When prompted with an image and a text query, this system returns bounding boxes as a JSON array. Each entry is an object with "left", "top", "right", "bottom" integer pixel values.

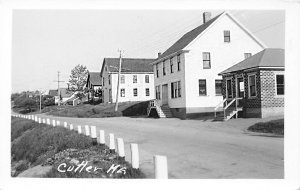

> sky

[{"left": 12, "top": 10, "right": 285, "bottom": 93}]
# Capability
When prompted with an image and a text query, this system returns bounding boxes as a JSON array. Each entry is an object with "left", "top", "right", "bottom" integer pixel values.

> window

[
  {"left": 133, "top": 88, "right": 138, "bottom": 97},
  {"left": 102, "top": 77, "right": 105, "bottom": 86},
  {"left": 215, "top": 80, "right": 223, "bottom": 96},
  {"left": 171, "top": 81, "right": 181, "bottom": 98},
  {"left": 105, "top": 66, "right": 107, "bottom": 71},
  {"left": 108, "top": 74, "right": 111, "bottom": 85},
  {"left": 163, "top": 61, "right": 166, "bottom": 75},
  {"left": 133, "top": 75, "right": 137, "bottom": 83},
  {"left": 145, "top": 88, "right": 150, "bottom": 96},
  {"left": 224, "top": 30, "right": 230, "bottom": 42},
  {"left": 156, "top": 64, "right": 159, "bottom": 78},
  {"left": 244, "top": 53, "right": 252, "bottom": 59},
  {"left": 170, "top": 57, "right": 174, "bottom": 73},
  {"left": 199, "top": 79, "right": 207, "bottom": 96},
  {"left": 276, "top": 75, "right": 284, "bottom": 95},
  {"left": 248, "top": 75, "right": 256, "bottom": 97},
  {"left": 120, "top": 89, "right": 125, "bottom": 97},
  {"left": 120, "top": 75, "right": 125, "bottom": 84},
  {"left": 145, "top": 75, "right": 149, "bottom": 83},
  {"left": 177, "top": 54, "right": 181, "bottom": 71},
  {"left": 226, "top": 79, "right": 233, "bottom": 98},
  {"left": 202, "top": 52, "right": 211, "bottom": 69},
  {"left": 155, "top": 85, "right": 160, "bottom": 100}
]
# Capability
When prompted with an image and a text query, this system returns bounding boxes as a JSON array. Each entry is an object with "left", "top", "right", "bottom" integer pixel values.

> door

[
  {"left": 162, "top": 84, "right": 168, "bottom": 105},
  {"left": 236, "top": 77, "right": 244, "bottom": 107}
]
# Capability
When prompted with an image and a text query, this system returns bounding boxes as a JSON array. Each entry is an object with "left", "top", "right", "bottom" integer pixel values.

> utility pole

[
  {"left": 40, "top": 90, "right": 42, "bottom": 113},
  {"left": 114, "top": 50, "right": 124, "bottom": 112},
  {"left": 54, "top": 71, "right": 64, "bottom": 106}
]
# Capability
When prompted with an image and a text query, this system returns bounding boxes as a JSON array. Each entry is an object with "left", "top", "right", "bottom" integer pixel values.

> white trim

[
  {"left": 275, "top": 73, "right": 285, "bottom": 97},
  {"left": 184, "top": 11, "right": 267, "bottom": 51},
  {"left": 248, "top": 73, "right": 257, "bottom": 98}
]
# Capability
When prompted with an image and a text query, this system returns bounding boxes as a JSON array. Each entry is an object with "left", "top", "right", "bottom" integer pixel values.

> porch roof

[{"left": 219, "top": 48, "right": 285, "bottom": 75}]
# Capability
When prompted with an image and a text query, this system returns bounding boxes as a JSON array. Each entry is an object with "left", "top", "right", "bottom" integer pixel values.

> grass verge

[
  {"left": 11, "top": 117, "right": 145, "bottom": 178},
  {"left": 247, "top": 119, "right": 284, "bottom": 135}
]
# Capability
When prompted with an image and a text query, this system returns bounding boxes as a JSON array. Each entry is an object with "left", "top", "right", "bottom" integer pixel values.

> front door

[
  {"left": 236, "top": 77, "right": 244, "bottom": 107},
  {"left": 162, "top": 84, "right": 168, "bottom": 105}
]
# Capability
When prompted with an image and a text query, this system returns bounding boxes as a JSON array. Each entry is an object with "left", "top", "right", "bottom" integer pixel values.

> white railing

[
  {"left": 214, "top": 98, "right": 227, "bottom": 117},
  {"left": 147, "top": 99, "right": 161, "bottom": 116}
]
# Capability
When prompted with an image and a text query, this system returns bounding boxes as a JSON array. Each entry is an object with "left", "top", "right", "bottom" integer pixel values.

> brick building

[{"left": 219, "top": 48, "right": 284, "bottom": 118}]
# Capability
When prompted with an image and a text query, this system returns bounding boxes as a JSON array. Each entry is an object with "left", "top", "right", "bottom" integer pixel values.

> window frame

[
  {"left": 275, "top": 74, "right": 284, "bottom": 96},
  {"left": 248, "top": 74, "right": 257, "bottom": 98},
  {"left": 170, "top": 57, "right": 174, "bottom": 73},
  {"left": 163, "top": 61, "right": 166, "bottom": 76},
  {"left": 108, "top": 74, "right": 111, "bottom": 85},
  {"left": 198, "top": 79, "right": 207, "bottom": 96},
  {"left": 133, "top": 75, "right": 137, "bottom": 83},
  {"left": 145, "top": 75, "right": 149, "bottom": 83},
  {"left": 177, "top": 54, "right": 181, "bottom": 71},
  {"left": 202, "top": 52, "right": 211, "bottom": 69},
  {"left": 120, "top": 88, "right": 125, "bottom": 97},
  {"left": 155, "top": 85, "right": 161, "bottom": 100},
  {"left": 215, "top": 79, "right": 223, "bottom": 96},
  {"left": 226, "top": 78, "right": 233, "bottom": 99},
  {"left": 224, "top": 30, "right": 230, "bottom": 43},
  {"left": 145, "top": 88, "right": 150, "bottom": 96},
  {"left": 120, "top": 75, "right": 125, "bottom": 84},
  {"left": 133, "top": 88, "right": 138, "bottom": 97}
]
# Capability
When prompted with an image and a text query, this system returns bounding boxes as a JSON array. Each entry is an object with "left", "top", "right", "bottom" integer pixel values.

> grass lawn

[
  {"left": 41, "top": 101, "right": 149, "bottom": 118},
  {"left": 247, "top": 118, "right": 284, "bottom": 135},
  {"left": 11, "top": 117, "right": 145, "bottom": 178}
]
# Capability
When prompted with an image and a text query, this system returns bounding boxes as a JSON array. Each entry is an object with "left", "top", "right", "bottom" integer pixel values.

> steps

[
  {"left": 213, "top": 107, "right": 238, "bottom": 121},
  {"left": 159, "top": 105, "right": 173, "bottom": 118}
]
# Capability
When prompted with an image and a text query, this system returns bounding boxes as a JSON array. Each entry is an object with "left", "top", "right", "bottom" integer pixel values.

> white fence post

[
  {"left": 109, "top": 133, "right": 115, "bottom": 153},
  {"left": 77, "top": 125, "right": 82, "bottom": 134},
  {"left": 70, "top": 124, "right": 73, "bottom": 130},
  {"left": 130, "top": 143, "right": 139, "bottom": 169},
  {"left": 42, "top": 118, "right": 46, "bottom": 124},
  {"left": 38, "top": 118, "right": 41, "bottom": 124},
  {"left": 52, "top": 120, "right": 56, "bottom": 127},
  {"left": 91, "top": 126, "right": 97, "bottom": 145},
  {"left": 35, "top": 116, "right": 38, "bottom": 122},
  {"left": 64, "top": 122, "right": 67, "bottom": 128},
  {"left": 117, "top": 138, "right": 125, "bottom": 159},
  {"left": 99, "top": 130, "right": 105, "bottom": 145},
  {"left": 84, "top": 125, "right": 90, "bottom": 136},
  {"left": 47, "top": 118, "right": 50, "bottom": 125},
  {"left": 154, "top": 155, "right": 168, "bottom": 179},
  {"left": 56, "top": 120, "right": 60, "bottom": 126}
]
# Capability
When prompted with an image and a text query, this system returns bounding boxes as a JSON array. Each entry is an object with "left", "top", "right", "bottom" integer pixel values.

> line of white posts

[{"left": 11, "top": 114, "right": 168, "bottom": 179}]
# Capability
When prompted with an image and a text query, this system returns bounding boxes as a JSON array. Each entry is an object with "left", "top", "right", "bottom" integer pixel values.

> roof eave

[{"left": 151, "top": 50, "right": 189, "bottom": 65}]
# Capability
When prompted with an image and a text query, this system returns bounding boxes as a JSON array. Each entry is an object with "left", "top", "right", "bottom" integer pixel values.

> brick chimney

[
  {"left": 158, "top": 52, "right": 161, "bottom": 58},
  {"left": 203, "top": 12, "right": 211, "bottom": 23}
]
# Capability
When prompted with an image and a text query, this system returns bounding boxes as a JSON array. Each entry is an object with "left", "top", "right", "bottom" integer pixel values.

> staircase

[
  {"left": 214, "top": 97, "right": 243, "bottom": 121},
  {"left": 147, "top": 100, "right": 173, "bottom": 118}
]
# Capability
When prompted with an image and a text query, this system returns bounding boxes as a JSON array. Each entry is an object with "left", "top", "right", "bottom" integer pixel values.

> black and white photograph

[{"left": 1, "top": 0, "right": 300, "bottom": 190}]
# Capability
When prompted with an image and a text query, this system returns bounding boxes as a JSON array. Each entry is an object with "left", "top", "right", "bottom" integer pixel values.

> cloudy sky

[{"left": 12, "top": 10, "right": 285, "bottom": 93}]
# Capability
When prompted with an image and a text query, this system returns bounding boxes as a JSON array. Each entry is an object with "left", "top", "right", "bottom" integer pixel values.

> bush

[
  {"left": 248, "top": 119, "right": 284, "bottom": 135},
  {"left": 11, "top": 118, "right": 38, "bottom": 141}
]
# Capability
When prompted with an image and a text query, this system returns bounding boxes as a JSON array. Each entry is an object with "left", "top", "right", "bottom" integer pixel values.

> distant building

[
  {"left": 219, "top": 48, "right": 284, "bottom": 118},
  {"left": 48, "top": 88, "right": 73, "bottom": 104},
  {"left": 86, "top": 71, "right": 102, "bottom": 101},
  {"left": 150, "top": 11, "right": 266, "bottom": 119},
  {"left": 100, "top": 58, "right": 156, "bottom": 103}
]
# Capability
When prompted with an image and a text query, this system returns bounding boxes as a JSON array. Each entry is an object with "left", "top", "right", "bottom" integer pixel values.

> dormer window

[{"left": 224, "top": 30, "right": 230, "bottom": 43}]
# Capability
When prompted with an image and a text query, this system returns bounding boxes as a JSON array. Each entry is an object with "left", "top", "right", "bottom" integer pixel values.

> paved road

[{"left": 32, "top": 114, "right": 284, "bottom": 179}]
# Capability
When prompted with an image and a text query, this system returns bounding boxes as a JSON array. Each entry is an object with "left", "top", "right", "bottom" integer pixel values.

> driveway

[{"left": 32, "top": 114, "right": 284, "bottom": 179}]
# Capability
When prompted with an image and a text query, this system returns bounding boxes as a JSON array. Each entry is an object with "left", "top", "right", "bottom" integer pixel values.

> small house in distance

[
  {"left": 100, "top": 58, "right": 156, "bottom": 103},
  {"left": 86, "top": 71, "right": 102, "bottom": 101},
  {"left": 218, "top": 48, "right": 284, "bottom": 119}
]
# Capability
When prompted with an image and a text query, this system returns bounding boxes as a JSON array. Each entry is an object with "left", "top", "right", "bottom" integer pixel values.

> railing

[
  {"left": 147, "top": 99, "right": 158, "bottom": 116},
  {"left": 214, "top": 98, "right": 227, "bottom": 117}
]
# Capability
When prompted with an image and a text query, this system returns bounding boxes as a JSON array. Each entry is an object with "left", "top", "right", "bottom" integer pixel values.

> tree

[{"left": 68, "top": 64, "right": 88, "bottom": 92}]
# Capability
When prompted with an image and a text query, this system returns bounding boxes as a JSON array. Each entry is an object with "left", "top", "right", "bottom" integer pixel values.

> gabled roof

[
  {"left": 101, "top": 58, "right": 156, "bottom": 74},
  {"left": 219, "top": 48, "right": 285, "bottom": 75},
  {"left": 48, "top": 88, "right": 72, "bottom": 98},
  {"left": 87, "top": 72, "right": 102, "bottom": 86},
  {"left": 159, "top": 13, "right": 223, "bottom": 59}
]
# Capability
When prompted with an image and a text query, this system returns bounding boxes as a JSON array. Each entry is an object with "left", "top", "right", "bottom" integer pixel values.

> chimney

[
  {"left": 158, "top": 52, "right": 161, "bottom": 58},
  {"left": 203, "top": 12, "right": 211, "bottom": 23}
]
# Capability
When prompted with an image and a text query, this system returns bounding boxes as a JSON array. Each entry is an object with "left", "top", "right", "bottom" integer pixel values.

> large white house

[
  {"left": 151, "top": 11, "right": 266, "bottom": 119},
  {"left": 100, "top": 58, "right": 156, "bottom": 103}
]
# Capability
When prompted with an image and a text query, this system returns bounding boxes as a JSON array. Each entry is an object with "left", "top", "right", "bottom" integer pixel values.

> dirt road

[{"left": 32, "top": 114, "right": 284, "bottom": 179}]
